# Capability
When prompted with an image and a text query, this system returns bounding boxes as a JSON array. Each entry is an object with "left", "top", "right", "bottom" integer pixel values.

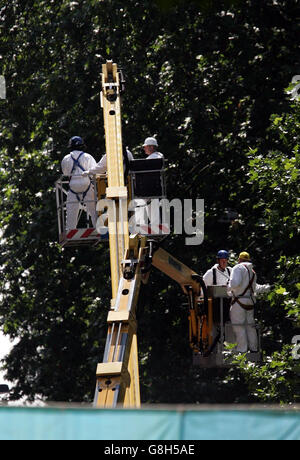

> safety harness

[
  {"left": 231, "top": 264, "right": 256, "bottom": 311},
  {"left": 213, "top": 267, "right": 231, "bottom": 285},
  {"left": 69, "top": 151, "right": 91, "bottom": 203}
]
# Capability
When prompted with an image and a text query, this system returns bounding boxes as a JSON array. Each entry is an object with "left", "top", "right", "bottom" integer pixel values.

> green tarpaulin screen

[{"left": 0, "top": 405, "right": 299, "bottom": 440}]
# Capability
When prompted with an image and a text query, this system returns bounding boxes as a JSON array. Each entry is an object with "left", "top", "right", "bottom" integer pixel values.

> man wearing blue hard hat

[
  {"left": 203, "top": 250, "right": 232, "bottom": 287},
  {"left": 61, "top": 136, "right": 97, "bottom": 230},
  {"left": 202, "top": 250, "right": 232, "bottom": 328}
]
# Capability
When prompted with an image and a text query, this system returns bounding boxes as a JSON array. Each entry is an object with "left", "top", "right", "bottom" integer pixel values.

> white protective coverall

[
  {"left": 227, "top": 262, "right": 270, "bottom": 352},
  {"left": 202, "top": 264, "right": 232, "bottom": 341},
  {"left": 203, "top": 264, "right": 232, "bottom": 287},
  {"left": 138, "top": 150, "right": 165, "bottom": 231},
  {"left": 61, "top": 150, "right": 97, "bottom": 230},
  {"left": 88, "top": 149, "right": 134, "bottom": 175},
  {"left": 146, "top": 151, "right": 164, "bottom": 160}
]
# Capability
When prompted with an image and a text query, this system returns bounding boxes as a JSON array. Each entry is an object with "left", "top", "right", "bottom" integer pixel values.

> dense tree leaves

[{"left": 0, "top": 0, "right": 299, "bottom": 403}]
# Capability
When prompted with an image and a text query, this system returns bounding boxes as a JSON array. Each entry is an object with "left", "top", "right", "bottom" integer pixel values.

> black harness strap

[
  {"left": 231, "top": 265, "right": 256, "bottom": 310},
  {"left": 69, "top": 151, "right": 91, "bottom": 202},
  {"left": 71, "top": 151, "right": 86, "bottom": 173}
]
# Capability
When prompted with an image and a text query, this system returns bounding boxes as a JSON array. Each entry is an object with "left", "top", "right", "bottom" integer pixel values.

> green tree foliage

[
  {"left": 0, "top": 0, "right": 299, "bottom": 403},
  {"left": 236, "top": 100, "right": 300, "bottom": 402}
]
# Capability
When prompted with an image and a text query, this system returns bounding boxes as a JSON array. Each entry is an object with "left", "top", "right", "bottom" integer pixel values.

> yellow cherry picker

[
  {"left": 92, "top": 61, "right": 215, "bottom": 408},
  {"left": 56, "top": 61, "right": 260, "bottom": 408}
]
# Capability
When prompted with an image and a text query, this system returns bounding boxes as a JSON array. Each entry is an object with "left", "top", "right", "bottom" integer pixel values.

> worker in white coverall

[
  {"left": 134, "top": 137, "right": 165, "bottom": 233},
  {"left": 61, "top": 136, "right": 97, "bottom": 231},
  {"left": 203, "top": 250, "right": 232, "bottom": 287},
  {"left": 143, "top": 137, "right": 164, "bottom": 160},
  {"left": 227, "top": 251, "right": 270, "bottom": 353},
  {"left": 202, "top": 250, "right": 232, "bottom": 340}
]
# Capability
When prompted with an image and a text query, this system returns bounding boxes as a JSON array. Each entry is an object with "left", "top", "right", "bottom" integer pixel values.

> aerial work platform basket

[
  {"left": 55, "top": 174, "right": 109, "bottom": 247},
  {"left": 55, "top": 160, "right": 169, "bottom": 247},
  {"left": 129, "top": 158, "right": 166, "bottom": 199},
  {"left": 193, "top": 285, "right": 262, "bottom": 367},
  {"left": 128, "top": 158, "right": 169, "bottom": 237}
]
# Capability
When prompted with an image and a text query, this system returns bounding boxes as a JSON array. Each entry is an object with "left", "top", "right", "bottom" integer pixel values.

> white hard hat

[{"left": 143, "top": 137, "right": 158, "bottom": 147}]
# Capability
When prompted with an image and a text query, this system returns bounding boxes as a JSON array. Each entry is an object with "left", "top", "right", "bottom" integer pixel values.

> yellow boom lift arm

[{"left": 93, "top": 61, "right": 210, "bottom": 408}]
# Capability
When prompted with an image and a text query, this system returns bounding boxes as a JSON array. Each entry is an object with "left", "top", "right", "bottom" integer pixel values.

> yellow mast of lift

[
  {"left": 101, "top": 61, "right": 129, "bottom": 300},
  {"left": 94, "top": 61, "right": 142, "bottom": 408},
  {"left": 94, "top": 61, "right": 211, "bottom": 409}
]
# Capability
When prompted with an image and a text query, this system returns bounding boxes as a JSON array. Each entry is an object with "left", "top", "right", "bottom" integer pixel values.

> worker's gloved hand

[
  {"left": 260, "top": 283, "right": 272, "bottom": 294},
  {"left": 82, "top": 170, "right": 90, "bottom": 176}
]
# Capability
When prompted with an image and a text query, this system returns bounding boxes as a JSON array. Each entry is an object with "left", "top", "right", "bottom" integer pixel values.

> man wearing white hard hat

[
  {"left": 133, "top": 137, "right": 165, "bottom": 235},
  {"left": 143, "top": 137, "right": 164, "bottom": 159}
]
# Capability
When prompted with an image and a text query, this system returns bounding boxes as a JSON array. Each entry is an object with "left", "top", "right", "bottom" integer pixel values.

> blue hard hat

[
  {"left": 217, "top": 250, "right": 229, "bottom": 259},
  {"left": 68, "top": 136, "right": 84, "bottom": 149}
]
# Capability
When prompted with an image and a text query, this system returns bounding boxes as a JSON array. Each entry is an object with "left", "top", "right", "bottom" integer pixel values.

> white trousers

[
  {"left": 66, "top": 186, "right": 97, "bottom": 231},
  {"left": 129, "top": 199, "right": 167, "bottom": 234},
  {"left": 230, "top": 303, "right": 258, "bottom": 352}
]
